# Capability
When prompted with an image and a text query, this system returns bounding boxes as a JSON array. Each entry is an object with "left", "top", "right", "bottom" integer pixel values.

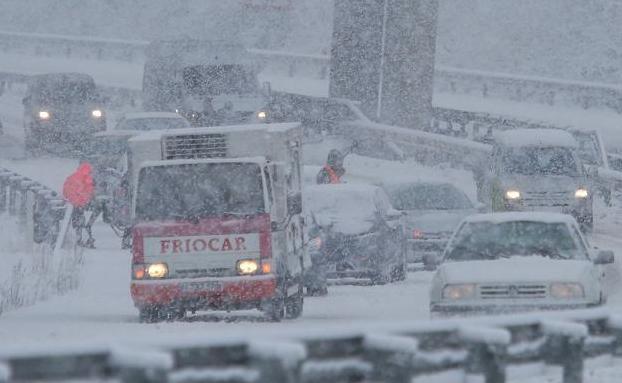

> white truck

[{"left": 127, "top": 123, "right": 306, "bottom": 322}]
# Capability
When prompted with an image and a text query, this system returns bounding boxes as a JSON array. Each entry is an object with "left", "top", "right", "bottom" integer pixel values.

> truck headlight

[
  {"left": 257, "top": 111, "right": 267, "bottom": 120},
  {"left": 575, "top": 188, "right": 589, "bottom": 199},
  {"left": 146, "top": 263, "right": 168, "bottom": 279},
  {"left": 237, "top": 259, "right": 259, "bottom": 275},
  {"left": 91, "top": 109, "right": 103, "bottom": 118},
  {"left": 38, "top": 111, "right": 50, "bottom": 120},
  {"left": 442, "top": 284, "right": 476, "bottom": 300},
  {"left": 505, "top": 190, "right": 521, "bottom": 200},
  {"left": 550, "top": 282, "right": 584, "bottom": 299}
]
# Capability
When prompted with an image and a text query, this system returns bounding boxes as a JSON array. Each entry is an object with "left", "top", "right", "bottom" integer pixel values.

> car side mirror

[
  {"left": 423, "top": 253, "right": 441, "bottom": 271},
  {"left": 594, "top": 250, "right": 615, "bottom": 265},
  {"left": 287, "top": 193, "right": 302, "bottom": 216}
]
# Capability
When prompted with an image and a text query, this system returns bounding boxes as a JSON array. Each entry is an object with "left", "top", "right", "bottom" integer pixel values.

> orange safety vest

[{"left": 324, "top": 165, "right": 341, "bottom": 184}]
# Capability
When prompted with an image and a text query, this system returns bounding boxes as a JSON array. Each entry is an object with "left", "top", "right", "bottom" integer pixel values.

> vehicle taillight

[{"left": 413, "top": 229, "right": 424, "bottom": 239}]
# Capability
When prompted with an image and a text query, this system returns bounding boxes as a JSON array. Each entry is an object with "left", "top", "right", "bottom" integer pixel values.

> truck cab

[
  {"left": 128, "top": 123, "right": 306, "bottom": 322},
  {"left": 489, "top": 129, "right": 593, "bottom": 231}
]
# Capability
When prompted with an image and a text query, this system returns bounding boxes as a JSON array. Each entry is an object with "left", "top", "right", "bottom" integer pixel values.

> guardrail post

[
  {"left": 543, "top": 321, "right": 588, "bottom": 383},
  {"left": 111, "top": 347, "right": 173, "bottom": 383},
  {"left": 608, "top": 316, "right": 622, "bottom": 356},
  {"left": 0, "top": 172, "right": 8, "bottom": 213},
  {"left": 364, "top": 334, "right": 417, "bottom": 383},
  {"left": 249, "top": 341, "right": 306, "bottom": 383},
  {"left": 460, "top": 326, "right": 510, "bottom": 383},
  {"left": 0, "top": 362, "right": 10, "bottom": 383}
]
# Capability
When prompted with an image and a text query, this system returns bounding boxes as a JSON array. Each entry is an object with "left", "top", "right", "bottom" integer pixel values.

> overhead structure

[{"left": 329, "top": 0, "right": 439, "bottom": 129}]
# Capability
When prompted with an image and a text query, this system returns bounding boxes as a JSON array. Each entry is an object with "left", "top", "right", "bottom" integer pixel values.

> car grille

[
  {"left": 479, "top": 283, "right": 547, "bottom": 299},
  {"left": 163, "top": 133, "right": 228, "bottom": 159},
  {"left": 522, "top": 191, "right": 571, "bottom": 207}
]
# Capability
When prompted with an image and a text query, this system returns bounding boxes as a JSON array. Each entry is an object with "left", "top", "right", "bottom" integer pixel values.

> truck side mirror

[
  {"left": 594, "top": 250, "right": 615, "bottom": 265},
  {"left": 287, "top": 193, "right": 302, "bottom": 216}
]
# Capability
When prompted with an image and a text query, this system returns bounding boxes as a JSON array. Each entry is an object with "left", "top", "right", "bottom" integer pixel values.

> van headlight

[
  {"left": 237, "top": 259, "right": 259, "bottom": 275},
  {"left": 91, "top": 109, "right": 103, "bottom": 118},
  {"left": 257, "top": 111, "right": 267, "bottom": 121},
  {"left": 575, "top": 188, "right": 589, "bottom": 199},
  {"left": 442, "top": 284, "right": 476, "bottom": 300},
  {"left": 38, "top": 111, "right": 50, "bottom": 120},
  {"left": 146, "top": 263, "right": 168, "bottom": 279},
  {"left": 550, "top": 282, "right": 584, "bottom": 299},
  {"left": 505, "top": 190, "right": 521, "bottom": 200}
]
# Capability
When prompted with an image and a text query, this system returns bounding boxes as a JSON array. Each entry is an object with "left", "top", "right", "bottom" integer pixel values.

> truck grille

[
  {"left": 479, "top": 284, "right": 547, "bottom": 299},
  {"left": 163, "top": 133, "right": 227, "bottom": 159},
  {"left": 522, "top": 191, "right": 570, "bottom": 207}
]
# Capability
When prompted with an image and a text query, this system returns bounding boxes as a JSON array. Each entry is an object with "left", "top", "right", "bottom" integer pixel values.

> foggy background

[{"left": 0, "top": 0, "right": 619, "bottom": 83}]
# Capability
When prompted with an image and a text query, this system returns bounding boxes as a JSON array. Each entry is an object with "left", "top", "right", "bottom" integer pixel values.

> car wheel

[
  {"left": 392, "top": 263, "right": 406, "bottom": 282},
  {"left": 371, "top": 267, "right": 390, "bottom": 285},
  {"left": 285, "top": 282, "right": 304, "bottom": 319}
]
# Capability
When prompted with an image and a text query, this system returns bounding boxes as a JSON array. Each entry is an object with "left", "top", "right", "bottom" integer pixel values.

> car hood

[
  {"left": 500, "top": 175, "right": 585, "bottom": 192},
  {"left": 438, "top": 257, "right": 593, "bottom": 284},
  {"left": 403, "top": 209, "right": 473, "bottom": 234},
  {"left": 312, "top": 213, "right": 374, "bottom": 236}
]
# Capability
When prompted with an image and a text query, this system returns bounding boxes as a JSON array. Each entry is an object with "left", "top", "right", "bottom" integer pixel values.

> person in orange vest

[
  {"left": 316, "top": 149, "right": 345, "bottom": 184},
  {"left": 63, "top": 161, "right": 96, "bottom": 248}
]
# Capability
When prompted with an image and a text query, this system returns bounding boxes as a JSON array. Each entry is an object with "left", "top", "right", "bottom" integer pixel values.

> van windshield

[
  {"left": 182, "top": 65, "right": 258, "bottom": 96},
  {"left": 501, "top": 147, "right": 580, "bottom": 176},
  {"left": 34, "top": 78, "right": 97, "bottom": 105},
  {"left": 136, "top": 162, "right": 265, "bottom": 222}
]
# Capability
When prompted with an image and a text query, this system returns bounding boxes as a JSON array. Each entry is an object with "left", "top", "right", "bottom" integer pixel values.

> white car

[
  {"left": 113, "top": 112, "right": 191, "bottom": 131},
  {"left": 429, "top": 212, "right": 614, "bottom": 316}
]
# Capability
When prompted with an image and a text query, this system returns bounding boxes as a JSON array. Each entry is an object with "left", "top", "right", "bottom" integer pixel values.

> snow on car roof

[
  {"left": 122, "top": 112, "right": 185, "bottom": 120},
  {"left": 496, "top": 129, "right": 578, "bottom": 148},
  {"left": 463, "top": 212, "right": 578, "bottom": 225},
  {"left": 129, "top": 122, "right": 300, "bottom": 143}
]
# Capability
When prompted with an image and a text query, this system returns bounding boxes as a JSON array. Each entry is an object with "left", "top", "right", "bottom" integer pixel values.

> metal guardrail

[
  {"left": 2, "top": 29, "right": 620, "bottom": 114},
  {"left": 0, "top": 168, "right": 81, "bottom": 316},
  {"left": 0, "top": 309, "right": 620, "bottom": 383}
]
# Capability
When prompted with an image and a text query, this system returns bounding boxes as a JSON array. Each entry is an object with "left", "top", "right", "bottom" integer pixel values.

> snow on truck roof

[
  {"left": 129, "top": 122, "right": 300, "bottom": 143},
  {"left": 122, "top": 112, "right": 185, "bottom": 120},
  {"left": 139, "top": 157, "right": 267, "bottom": 169},
  {"left": 496, "top": 129, "right": 578, "bottom": 148},
  {"left": 463, "top": 212, "right": 578, "bottom": 226},
  {"left": 306, "top": 183, "right": 381, "bottom": 196}
]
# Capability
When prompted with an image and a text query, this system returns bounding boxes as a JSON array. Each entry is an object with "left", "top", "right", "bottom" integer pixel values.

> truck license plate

[{"left": 181, "top": 281, "right": 222, "bottom": 292}]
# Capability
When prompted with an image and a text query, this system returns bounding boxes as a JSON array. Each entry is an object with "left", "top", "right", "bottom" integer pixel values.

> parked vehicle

[
  {"left": 22, "top": 73, "right": 106, "bottom": 154},
  {"left": 489, "top": 129, "right": 593, "bottom": 231},
  {"left": 128, "top": 123, "right": 306, "bottom": 322},
  {"left": 429, "top": 212, "right": 614, "bottom": 316},
  {"left": 304, "top": 184, "right": 407, "bottom": 286},
  {"left": 383, "top": 179, "right": 480, "bottom": 270}
]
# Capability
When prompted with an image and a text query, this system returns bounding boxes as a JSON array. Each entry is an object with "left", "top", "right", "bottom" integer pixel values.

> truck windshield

[
  {"left": 501, "top": 147, "right": 580, "bottom": 176},
  {"left": 135, "top": 162, "right": 265, "bottom": 222},
  {"left": 182, "top": 65, "right": 258, "bottom": 96},
  {"left": 34, "top": 79, "right": 97, "bottom": 105}
]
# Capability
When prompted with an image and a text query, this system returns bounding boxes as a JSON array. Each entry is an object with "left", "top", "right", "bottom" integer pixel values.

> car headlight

[
  {"left": 575, "top": 188, "right": 589, "bottom": 199},
  {"left": 91, "top": 109, "right": 103, "bottom": 118},
  {"left": 146, "top": 263, "right": 168, "bottom": 279},
  {"left": 505, "top": 190, "right": 521, "bottom": 200},
  {"left": 550, "top": 282, "right": 584, "bottom": 299},
  {"left": 38, "top": 111, "right": 50, "bottom": 120},
  {"left": 442, "top": 284, "right": 476, "bottom": 300},
  {"left": 257, "top": 111, "right": 267, "bottom": 120},
  {"left": 237, "top": 259, "right": 259, "bottom": 275}
]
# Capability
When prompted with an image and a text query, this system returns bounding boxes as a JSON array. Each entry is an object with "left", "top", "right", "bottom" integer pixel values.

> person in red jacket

[
  {"left": 316, "top": 149, "right": 345, "bottom": 184},
  {"left": 63, "top": 161, "right": 95, "bottom": 248}
]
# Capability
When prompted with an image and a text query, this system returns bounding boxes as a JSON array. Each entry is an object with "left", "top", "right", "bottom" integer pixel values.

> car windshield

[
  {"left": 501, "top": 147, "right": 580, "bottom": 176},
  {"left": 445, "top": 220, "right": 588, "bottom": 261},
  {"left": 182, "top": 64, "right": 259, "bottom": 96},
  {"left": 135, "top": 162, "right": 265, "bottom": 221},
  {"left": 386, "top": 183, "right": 473, "bottom": 210},
  {"left": 34, "top": 78, "right": 97, "bottom": 105},
  {"left": 117, "top": 117, "right": 189, "bottom": 131}
]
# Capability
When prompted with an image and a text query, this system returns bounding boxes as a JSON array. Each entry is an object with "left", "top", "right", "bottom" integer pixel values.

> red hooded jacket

[{"left": 63, "top": 163, "right": 95, "bottom": 208}]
